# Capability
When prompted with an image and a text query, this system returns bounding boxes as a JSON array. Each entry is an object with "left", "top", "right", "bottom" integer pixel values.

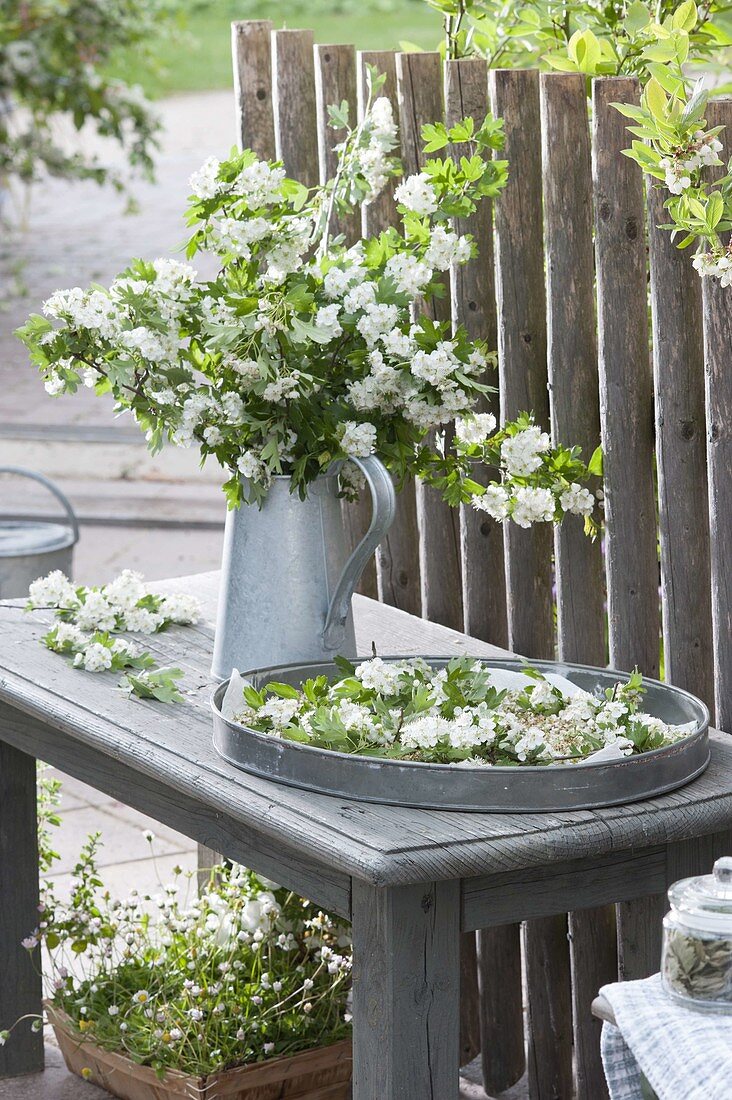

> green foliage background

[{"left": 109, "top": 0, "right": 435, "bottom": 97}]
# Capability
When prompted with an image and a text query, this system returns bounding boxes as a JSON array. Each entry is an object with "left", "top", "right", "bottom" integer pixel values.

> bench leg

[
  {"left": 0, "top": 743, "right": 43, "bottom": 1076},
  {"left": 351, "top": 878, "right": 461, "bottom": 1100}
]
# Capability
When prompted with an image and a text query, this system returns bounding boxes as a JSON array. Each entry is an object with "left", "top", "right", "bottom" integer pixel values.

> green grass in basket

[{"left": 108, "top": 0, "right": 437, "bottom": 99}]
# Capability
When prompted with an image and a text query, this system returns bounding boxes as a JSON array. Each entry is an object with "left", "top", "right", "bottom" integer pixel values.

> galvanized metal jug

[
  {"left": 211, "top": 456, "right": 396, "bottom": 680},
  {"left": 0, "top": 467, "right": 80, "bottom": 599}
]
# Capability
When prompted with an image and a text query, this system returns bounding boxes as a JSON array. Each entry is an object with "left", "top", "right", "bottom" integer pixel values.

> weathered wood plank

[
  {"left": 593, "top": 76, "right": 659, "bottom": 676},
  {"left": 541, "top": 72, "right": 605, "bottom": 668},
  {"left": 569, "top": 906, "right": 616, "bottom": 1100},
  {"left": 444, "top": 59, "right": 511, "bottom": 1077},
  {"left": 459, "top": 925, "right": 481, "bottom": 1067},
  {"left": 702, "top": 98, "right": 732, "bottom": 733},
  {"left": 314, "top": 43, "right": 377, "bottom": 598},
  {"left": 445, "top": 57, "right": 508, "bottom": 650},
  {"left": 272, "top": 29, "right": 319, "bottom": 187},
  {"left": 351, "top": 878, "right": 460, "bottom": 1100},
  {"left": 397, "top": 50, "right": 464, "bottom": 631},
  {"left": 488, "top": 68, "right": 553, "bottom": 661},
  {"left": 0, "top": 743, "right": 43, "bottom": 1075},
  {"left": 463, "top": 826, "right": 732, "bottom": 933},
  {"left": 315, "top": 43, "right": 361, "bottom": 245},
  {"left": 648, "top": 183, "right": 713, "bottom": 711},
  {"left": 476, "top": 923, "right": 525, "bottom": 1093},
  {"left": 616, "top": 894, "right": 666, "bottom": 980},
  {"left": 524, "top": 915, "right": 573, "bottom": 1100},
  {"left": 490, "top": 68, "right": 564, "bottom": 1100},
  {"left": 541, "top": 72, "right": 610, "bottom": 1100},
  {"left": 231, "top": 20, "right": 276, "bottom": 158},
  {"left": 359, "top": 50, "right": 422, "bottom": 617}
]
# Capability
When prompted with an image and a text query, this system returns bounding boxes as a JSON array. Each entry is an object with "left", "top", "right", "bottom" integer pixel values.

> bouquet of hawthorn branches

[{"left": 17, "top": 69, "right": 598, "bottom": 531}]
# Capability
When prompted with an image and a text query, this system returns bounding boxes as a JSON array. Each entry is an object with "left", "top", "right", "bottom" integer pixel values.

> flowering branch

[{"left": 25, "top": 570, "right": 200, "bottom": 702}]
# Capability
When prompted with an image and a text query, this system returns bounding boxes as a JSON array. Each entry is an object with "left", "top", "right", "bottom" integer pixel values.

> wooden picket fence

[{"left": 230, "top": 20, "right": 732, "bottom": 1100}]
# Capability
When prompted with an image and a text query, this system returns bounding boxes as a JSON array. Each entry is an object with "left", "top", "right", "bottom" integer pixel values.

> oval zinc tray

[{"left": 211, "top": 658, "right": 710, "bottom": 812}]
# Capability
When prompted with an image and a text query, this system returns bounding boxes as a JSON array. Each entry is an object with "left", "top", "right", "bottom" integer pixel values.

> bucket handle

[
  {"left": 322, "top": 455, "right": 396, "bottom": 651},
  {"left": 0, "top": 466, "right": 80, "bottom": 546}
]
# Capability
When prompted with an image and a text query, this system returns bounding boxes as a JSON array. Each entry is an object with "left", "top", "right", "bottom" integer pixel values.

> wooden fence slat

[
  {"left": 446, "top": 58, "right": 509, "bottom": 650},
  {"left": 488, "top": 69, "right": 554, "bottom": 660},
  {"left": 397, "top": 51, "right": 464, "bottom": 631},
  {"left": 445, "top": 55, "right": 521, "bottom": 1097},
  {"left": 272, "top": 29, "right": 320, "bottom": 187},
  {"left": 231, "top": 20, "right": 276, "bottom": 158},
  {"left": 569, "top": 907, "right": 616, "bottom": 1100},
  {"left": 592, "top": 77, "right": 660, "bottom": 676},
  {"left": 523, "top": 914, "right": 574, "bottom": 1100},
  {"left": 490, "top": 68, "right": 567, "bottom": 1100},
  {"left": 648, "top": 185, "right": 713, "bottom": 710},
  {"left": 476, "top": 922, "right": 525, "bottom": 1094},
  {"left": 541, "top": 73, "right": 613, "bottom": 1100},
  {"left": 702, "top": 98, "right": 732, "bottom": 733},
  {"left": 616, "top": 894, "right": 666, "bottom": 980},
  {"left": 314, "top": 43, "right": 378, "bottom": 599},
  {"left": 359, "top": 50, "right": 422, "bottom": 617},
  {"left": 540, "top": 73, "right": 606, "bottom": 668},
  {"left": 315, "top": 44, "right": 361, "bottom": 246},
  {"left": 0, "top": 745, "right": 44, "bottom": 1075}
]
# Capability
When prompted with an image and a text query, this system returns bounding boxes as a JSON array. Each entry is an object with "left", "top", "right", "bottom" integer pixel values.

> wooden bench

[{"left": 1, "top": 571, "right": 732, "bottom": 1098}]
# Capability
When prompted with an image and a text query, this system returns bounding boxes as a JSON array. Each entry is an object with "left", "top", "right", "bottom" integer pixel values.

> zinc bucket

[{"left": 0, "top": 467, "right": 79, "bottom": 599}]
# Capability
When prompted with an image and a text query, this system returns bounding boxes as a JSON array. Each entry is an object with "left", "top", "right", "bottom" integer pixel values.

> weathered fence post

[
  {"left": 315, "top": 42, "right": 378, "bottom": 598},
  {"left": 489, "top": 67, "right": 570, "bottom": 1100},
  {"left": 541, "top": 72, "right": 612, "bottom": 1100},
  {"left": 359, "top": 50, "right": 423, "bottom": 616},
  {"left": 593, "top": 76, "right": 665, "bottom": 987},
  {"left": 397, "top": 51, "right": 464, "bottom": 631},
  {"left": 445, "top": 58, "right": 509, "bottom": 650},
  {"left": 702, "top": 97, "right": 732, "bottom": 734},
  {"left": 232, "top": 20, "right": 276, "bottom": 158},
  {"left": 648, "top": 181, "right": 713, "bottom": 711}
]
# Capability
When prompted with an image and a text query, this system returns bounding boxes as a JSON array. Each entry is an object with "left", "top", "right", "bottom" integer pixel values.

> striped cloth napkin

[{"left": 600, "top": 973, "right": 732, "bottom": 1100}]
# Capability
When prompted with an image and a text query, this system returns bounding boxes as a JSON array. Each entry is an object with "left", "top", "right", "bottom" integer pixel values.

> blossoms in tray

[
  {"left": 3, "top": 804, "right": 351, "bottom": 1077},
  {"left": 230, "top": 657, "right": 690, "bottom": 767},
  {"left": 17, "top": 69, "right": 599, "bottom": 530}
]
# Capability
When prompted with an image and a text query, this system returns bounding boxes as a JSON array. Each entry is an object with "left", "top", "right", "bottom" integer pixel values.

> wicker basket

[{"left": 47, "top": 1005, "right": 352, "bottom": 1100}]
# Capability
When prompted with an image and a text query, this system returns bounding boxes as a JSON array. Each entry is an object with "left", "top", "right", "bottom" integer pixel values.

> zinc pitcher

[{"left": 211, "top": 457, "right": 396, "bottom": 679}]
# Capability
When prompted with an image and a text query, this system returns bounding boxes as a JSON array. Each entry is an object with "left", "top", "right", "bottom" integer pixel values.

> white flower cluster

[
  {"left": 31, "top": 838, "right": 352, "bottom": 1076},
  {"left": 236, "top": 657, "right": 688, "bottom": 767},
  {"left": 692, "top": 247, "right": 732, "bottom": 287},
  {"left": 468, "top": 427, "right": 596, "bottom": 528},
  {"left": 660, "top": 132, "right": 723, "bottom": 195},
  {"left": 26, "top": 571, "right": 200, "bottom": 701},
  {"left": 352, "top": 96, "right": 399, "bottom": 201}
]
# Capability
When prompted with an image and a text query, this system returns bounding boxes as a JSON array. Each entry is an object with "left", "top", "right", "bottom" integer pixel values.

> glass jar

[{"left": 662, "top": 856, "right": 732, "bottom": 1013}]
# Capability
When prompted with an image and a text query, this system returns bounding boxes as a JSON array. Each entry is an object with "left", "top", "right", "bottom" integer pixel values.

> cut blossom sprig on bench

[
  {"left": 16, "top": 80, "right": 598, "bottom": 528},
  {"left": 25, "top": 569, "right": 199, "bottom": 702}
]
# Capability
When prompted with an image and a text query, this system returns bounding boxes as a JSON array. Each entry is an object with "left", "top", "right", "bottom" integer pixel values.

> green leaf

[
  {"left": 588, "top": 446, "right": 604, "bottom": 477},
  {"left": 625, "top": 0, "right": 651, "bottom": 36},
  {"left": 421, "top": 122, "right": 449, "bottom": 152},
  {"left": 264, "top": 681, "right": 300, "bottom": 700},
  {"left": 706, "top": 191, "right": 724, "bottom": 230},
  {"left": 672, "top": 0, "right": 697, "bottom": 31},
  {"left": 644, "top": 77, "right": 669, "bottom": 121}
]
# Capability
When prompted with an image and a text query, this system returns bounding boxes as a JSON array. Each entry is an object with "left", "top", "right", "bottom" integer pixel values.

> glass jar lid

[{"left": 668, "top": 857, "right": 732, "bottom": 935}]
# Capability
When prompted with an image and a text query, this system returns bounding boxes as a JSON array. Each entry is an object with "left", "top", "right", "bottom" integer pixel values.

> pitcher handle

[{"left": 322, "top": 456, "right": 396, "bottom": 650}]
